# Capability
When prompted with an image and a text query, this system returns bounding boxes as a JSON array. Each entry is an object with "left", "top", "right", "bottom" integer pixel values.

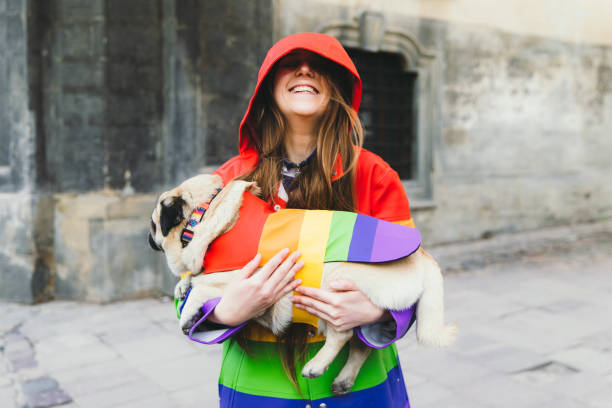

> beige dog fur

[{"left": 149, "top": 174, "right": 457, "bottom": 394}]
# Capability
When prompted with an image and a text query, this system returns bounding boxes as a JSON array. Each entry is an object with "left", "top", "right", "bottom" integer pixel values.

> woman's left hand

[{"left": 292, "top": 279, "right": 390, "bottom": 332}]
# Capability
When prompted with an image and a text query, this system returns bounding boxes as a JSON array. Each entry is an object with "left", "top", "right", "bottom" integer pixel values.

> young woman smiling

[{"left": 189, "top": 33, "right": 417, "bottom": 408}]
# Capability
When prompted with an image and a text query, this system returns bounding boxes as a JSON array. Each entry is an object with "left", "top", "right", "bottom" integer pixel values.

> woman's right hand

[{"left": 208, "top": 248, "right": 304, "bottom": 327}]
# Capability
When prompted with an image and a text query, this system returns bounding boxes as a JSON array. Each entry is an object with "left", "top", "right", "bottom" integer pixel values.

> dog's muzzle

[{"left": 149, "top": 233, "right": 163, "bottom": 252}]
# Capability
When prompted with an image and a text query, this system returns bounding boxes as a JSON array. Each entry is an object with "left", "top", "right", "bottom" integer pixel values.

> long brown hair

[{"left": 237, "top": 61, "right": 364, "bottom": 391}]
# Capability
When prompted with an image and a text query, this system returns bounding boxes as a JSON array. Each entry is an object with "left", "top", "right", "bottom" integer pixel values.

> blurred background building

[{"left": 1, "top": 0, "right": 611, "bottom": 303}]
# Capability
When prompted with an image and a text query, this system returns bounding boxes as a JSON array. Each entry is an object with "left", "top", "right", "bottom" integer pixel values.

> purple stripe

[
  {"left": 347, "top": 214, "right": 378, "bottom": 262},
  {"left": 356, "top": 305, "right": 416, "bottom": 349},
  {"left": 370, "top": 221, "right": 421, "bottom": 262},
  {"left": 187, "top": 297, "right": 246, "bottom": 344},
  {"left": 219, "top": 364, "right": 409, "bottom": 407}
]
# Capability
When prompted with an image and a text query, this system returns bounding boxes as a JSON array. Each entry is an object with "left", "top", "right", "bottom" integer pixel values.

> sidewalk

[{"left": 2, "top": 221, "right": 611, "bottom": 408}]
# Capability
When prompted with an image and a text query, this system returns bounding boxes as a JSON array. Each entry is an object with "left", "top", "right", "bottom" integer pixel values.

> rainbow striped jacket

[{"left": 198, "top": 192, "right": 421, "bottom": 327}]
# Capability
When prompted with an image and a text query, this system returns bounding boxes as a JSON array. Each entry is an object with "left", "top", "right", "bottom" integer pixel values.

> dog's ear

[{"left": 160, "top": 197, "right": 186, "bottom": 236}]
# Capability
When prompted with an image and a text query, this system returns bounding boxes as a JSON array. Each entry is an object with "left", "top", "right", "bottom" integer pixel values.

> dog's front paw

[
  {"left": 174, "top": 277, "right": 191, "bottom": 300},
  {"left": 181, "top": 244, "right": 204, "bottom": 275},
  {"left": 301, "top": 360, "right": 327, "bottom": 379},
  {"left": 179, "top": 293, "right": 206, "bottom": 335}
]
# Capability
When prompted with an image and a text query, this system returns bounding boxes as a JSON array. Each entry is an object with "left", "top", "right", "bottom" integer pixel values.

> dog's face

[{"left": 149, "top": 174, "right": 224, "bottom": 275}]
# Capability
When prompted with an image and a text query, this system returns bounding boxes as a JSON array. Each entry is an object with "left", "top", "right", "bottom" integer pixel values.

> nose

[
  {"left": 149, "top": 233, "right": 163, "bottom": 252},
  {"left": 296, "top": 60, "right": 314, "bottom": 77}
]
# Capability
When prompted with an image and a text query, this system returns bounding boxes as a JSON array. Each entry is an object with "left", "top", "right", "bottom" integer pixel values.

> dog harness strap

[{"left": 181, "top": 188, "right": 222, "bottom": 248}]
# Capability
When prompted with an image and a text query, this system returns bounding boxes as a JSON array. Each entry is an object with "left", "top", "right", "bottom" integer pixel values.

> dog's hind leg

[
  {"left": 302, "top": 327, "right": 352, "bottom": 379},
  {"left": 331, "top": 336, "right": 371, "bottom": 395},
  {"left": 416, "top": 251, "right": 457, "bottom": 347}
]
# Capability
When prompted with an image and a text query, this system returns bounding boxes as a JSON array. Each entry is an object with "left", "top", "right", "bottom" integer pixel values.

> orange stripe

[
  {"left": 394, "top": 218, "right": 416, "bottom": 228},
  {"left": 257, "top": 209, "right": 304, "bottom": 265}
]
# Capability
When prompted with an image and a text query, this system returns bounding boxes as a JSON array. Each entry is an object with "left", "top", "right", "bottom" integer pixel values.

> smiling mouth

[{"left": 289, "top": 85, "right": 319, "bottom": 94}]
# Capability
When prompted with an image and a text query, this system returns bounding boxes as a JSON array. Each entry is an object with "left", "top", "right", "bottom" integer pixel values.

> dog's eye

[{"left": 150, "top": 219, "right": 156, "bottom": 234}]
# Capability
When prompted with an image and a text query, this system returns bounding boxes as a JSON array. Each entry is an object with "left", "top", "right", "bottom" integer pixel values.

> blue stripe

[
  {"left": 347, "top": 214, "right": 378, "bottom": 262},
  {"left": 219, "top": 364, "right": 409, "bottom": 408}
]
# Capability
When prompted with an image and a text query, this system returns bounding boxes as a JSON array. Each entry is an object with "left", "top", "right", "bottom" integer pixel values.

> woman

[{"left": 188, "top": 32, "right": 417, "bottom": 407}]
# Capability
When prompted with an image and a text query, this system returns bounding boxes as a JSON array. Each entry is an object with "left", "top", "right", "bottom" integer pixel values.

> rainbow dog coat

[{"left": 201, "top": 191, "right": 421, "bottom": 327}]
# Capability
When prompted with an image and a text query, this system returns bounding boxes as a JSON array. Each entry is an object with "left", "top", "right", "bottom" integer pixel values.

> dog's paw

[
  {"left": 180, "top": 309, "right": 205, "bottom": 335},
  {"left": 181, "top": 245, "right": 204, "bottom": 275},
  {"left": 331, "top": 378, "right": 354, "bottom": 395},
  {"left": 301, "top": 361, "right": 327, "bottom": 379},
  {"left": 174, "top": 278, "right": 191, "bottom": 300}
]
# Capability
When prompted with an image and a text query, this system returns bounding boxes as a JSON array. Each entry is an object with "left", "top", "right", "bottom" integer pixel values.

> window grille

[{"left": 346, "top": 48, "right": 417, "bottom": 180}]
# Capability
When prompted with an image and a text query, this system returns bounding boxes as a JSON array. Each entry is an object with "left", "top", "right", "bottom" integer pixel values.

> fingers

[
  {"left": 294, "top": 285, "right": 335, "bottom": 304},
  {"left": 238, "top": 253, "right": 262, "bottom": 279},
  {"left": 293, "top": 302, "right": 337, "bottom": 329},
  {"left": 267, "top": 251, "right": 302, "bottom": 289},
  {"left": 292, "top": 292, "right": 336, "bottom": 319},
  {"left": 279, "top": 276, "right": 302, "bottom": 298},
  {"left": 256, "top": 248, "right": 290, "bottom": 281},
  {"left": 329, "top": 279, "right": 358, "bottom": 291}
]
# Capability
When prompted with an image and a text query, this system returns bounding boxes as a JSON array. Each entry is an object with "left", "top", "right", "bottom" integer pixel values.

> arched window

[
  {"left": 346, "top": 48, "right": 417, "bottom": 180},
  {"left": 320, "top": 11, "right": 438, "bottom": 203}
]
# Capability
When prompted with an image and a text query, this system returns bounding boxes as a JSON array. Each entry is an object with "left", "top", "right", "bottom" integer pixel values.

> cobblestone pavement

[{"left": 1, "top": 221, "right": 611, "bottom": 408}]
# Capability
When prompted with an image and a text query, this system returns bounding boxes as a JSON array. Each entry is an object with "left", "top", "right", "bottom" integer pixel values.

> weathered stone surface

[{"left": 53, "top": 192, "right": 174, "bottom": 302}]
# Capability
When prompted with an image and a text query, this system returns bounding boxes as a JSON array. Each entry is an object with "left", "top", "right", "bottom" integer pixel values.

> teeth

[{"left": 292, "top": 85, "right": 316, "bottom": 94}]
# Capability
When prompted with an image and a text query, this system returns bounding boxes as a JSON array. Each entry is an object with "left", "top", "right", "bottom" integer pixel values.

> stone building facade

[{"left": 1, "top": 0, "right": 611, "bottom": 302}]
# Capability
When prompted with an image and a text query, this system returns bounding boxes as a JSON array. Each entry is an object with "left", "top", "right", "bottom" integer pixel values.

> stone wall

[
  {"left": 0, "top": 0, "right": 274, "bottom": 302},
  {"left": 2, "top": 0, "right": 610, "bottom": 302}
]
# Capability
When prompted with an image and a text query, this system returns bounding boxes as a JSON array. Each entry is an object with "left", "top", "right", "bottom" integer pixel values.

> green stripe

[
  {"left": 324, "top": 211, "right": 357, "bottom": 262},
  {"left": 219, "top": 339, "right": 399, "bottom": 399}
]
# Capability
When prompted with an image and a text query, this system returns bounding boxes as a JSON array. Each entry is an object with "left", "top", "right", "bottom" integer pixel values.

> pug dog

[{"left": 149, "top": 174, "right": 457, "bottom": 395}]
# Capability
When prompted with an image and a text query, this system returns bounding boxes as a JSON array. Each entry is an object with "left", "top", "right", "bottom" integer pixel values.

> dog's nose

[{"left": 148, "top": 233, "right": 163, "bottom": 251}]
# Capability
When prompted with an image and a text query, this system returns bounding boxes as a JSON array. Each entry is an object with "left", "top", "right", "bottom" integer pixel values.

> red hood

[{"left": 238, "top": 32, "right": 362, "bottom": 157}]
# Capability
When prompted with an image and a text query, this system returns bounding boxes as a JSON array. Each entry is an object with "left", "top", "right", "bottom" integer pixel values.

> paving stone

[
  {"left": 3, "top": 338, "right": 32, "bottom": 356},
  {"left": 135, "top": 348, "right": 222, "bottom": 392},
  {"left": 551, "top": 346, "right": 612, "bottom": 376},
  {"left": 53, "top": 360, "right": 145, "bottom": 397},
  {"left": 0, "top": 374, "right": 12, "bottom": 387},
  {"left": 111, "top": 333, "right": 196, "bottom": 366},
  {"left": 25, "top": 388, "right": 72, "bottom": 408},
  {"left": 115, "top": 393, "right": 177, "bottom": 408},
  {"left": 539, "top": 370, "right": 612, "bottom": 400},
  {"left": 400, "top": 349, "right": 494, "bottom": 387},
  {"left": 169, "top": 385, "right": 219, "bottom": 408},
  {"left": 36, "top": 342, "right": 119, "bottom": 373},
  {"left": 35, "top": 333, "right": 100, "bottom": 355},
  {"left": 71, "top": 378, "right": 164, "bottom": 408},
  {"left": 583, "top": 385, "right": 612, "bottom": 408},
  {"left": 21, "top": 376, "right": 58, "bottom": 396},
  {"left": 8, "top": 353, "right": 37, "bottom": 372},
  {"left": 460, "top": 376, "right": 557, "bottom": 408},
  {"left": 0, "top": 385, "right": 17, "bottom": 407},
  {"left": 419, "top": 394, "right": 492, "bottom": 408},
  {"left": 405, "top": 380, "right": 455, "bottom": 406},
  {"left": 467, "top": 345, "right": 546, "bottom": 374},
  {"left": 525, "top": 397, "right": 589, "bottom": 408}
]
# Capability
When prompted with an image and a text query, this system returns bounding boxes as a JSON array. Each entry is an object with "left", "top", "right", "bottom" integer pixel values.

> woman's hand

[
  {"left": 209, "top": 248, "right": 304, "bottom": 327},
  {"left": 292, "top": 279, "right": 390, "bottom": 332}
]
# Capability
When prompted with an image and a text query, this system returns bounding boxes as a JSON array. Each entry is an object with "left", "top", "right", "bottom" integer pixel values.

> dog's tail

[{"left": 415, "top": 252, "right": 457, "bottom": 348}]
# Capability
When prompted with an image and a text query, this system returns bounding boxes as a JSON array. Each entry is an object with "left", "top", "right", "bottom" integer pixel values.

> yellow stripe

[
  {"left": 294, "top": 210, "right": 333, "bottom": 327},
  {"left": 394, "top": 218, "right": 416, "bottom": 228}
]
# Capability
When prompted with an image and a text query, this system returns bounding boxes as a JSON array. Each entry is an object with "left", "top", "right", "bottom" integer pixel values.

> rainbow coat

[{"left": 180, "top": 32, "right": 418, "bottom": 408}]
